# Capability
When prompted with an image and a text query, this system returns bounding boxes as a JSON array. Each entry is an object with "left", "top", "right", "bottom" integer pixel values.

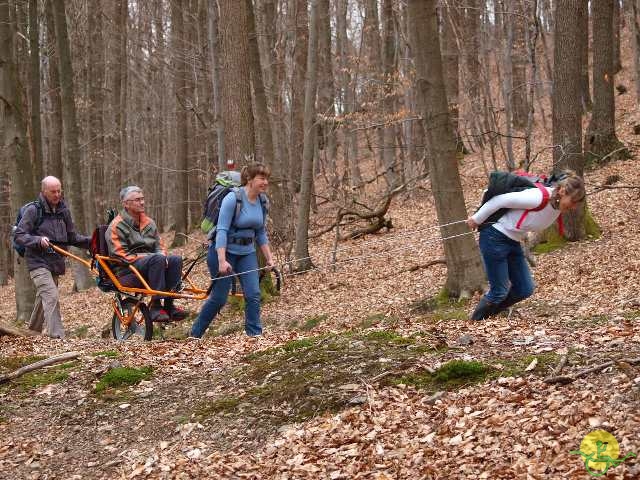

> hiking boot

[
  {"left": 470, "top": 296, "right": 499, "bottom": 321},
  {"left": 150, "top": 307, "right": 170, "bottom": 322},
  {"left": 164, "top": 299, "right": 189, "bottom": 320},
  {"left": 166, "top": 305, "right": 189, "bottom": 321}
]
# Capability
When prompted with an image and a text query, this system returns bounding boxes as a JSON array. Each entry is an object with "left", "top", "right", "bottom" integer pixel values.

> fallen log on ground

[
  {"left": 0, "top": 351, "right": 81, "bottom": 384},
  {"left": 0, "top": 323, "right": 39, "bottom": 337}
]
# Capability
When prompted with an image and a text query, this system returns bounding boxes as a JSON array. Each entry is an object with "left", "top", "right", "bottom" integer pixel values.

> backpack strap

[
  {"left": 515, "top": 183, "right": 549, "bottom": 230},
  {"left": 258, "top": 193, "right": 269, "bottom": 225},
  {"left": 23, "top": 200, "right": 45, "bottom": 234},
  {"left": 232, "top": 188, "right": 243, "bottom": 224}
]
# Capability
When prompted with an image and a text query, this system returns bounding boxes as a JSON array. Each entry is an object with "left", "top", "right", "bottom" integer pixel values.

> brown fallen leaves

[{"left": 3, "top": 75, "right": 640, "bottom": 480}]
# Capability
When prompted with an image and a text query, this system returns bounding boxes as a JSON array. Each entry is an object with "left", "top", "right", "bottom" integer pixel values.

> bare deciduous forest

[{"left": 1, "top": 0, "right": 640, "bottom": 478}]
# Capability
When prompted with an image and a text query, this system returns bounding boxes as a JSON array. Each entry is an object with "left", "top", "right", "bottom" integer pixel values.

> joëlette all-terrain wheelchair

[{"left": 52, "top": 224, "right": 281, "bottom": 341}]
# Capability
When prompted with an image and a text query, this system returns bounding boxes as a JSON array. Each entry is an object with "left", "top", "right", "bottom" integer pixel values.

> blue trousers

[
  {"left": 190, "top": 244, "right": 262, "bottom": 337},
  {"left": 478, "top": 227, "right": 535, "bottom": 305}
]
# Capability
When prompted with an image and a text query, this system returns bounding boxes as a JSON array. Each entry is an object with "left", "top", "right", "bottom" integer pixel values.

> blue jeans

[
  {"left": 478, "top": 227, "right": 535, "bottom": 305},
  {"left": 190, "top": 244, "right": 262, "bottom": 337}
]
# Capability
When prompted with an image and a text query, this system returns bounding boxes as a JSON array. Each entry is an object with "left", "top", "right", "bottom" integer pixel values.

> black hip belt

[{"left": 229, "top": 237, "right": 254, "bottom": 246}]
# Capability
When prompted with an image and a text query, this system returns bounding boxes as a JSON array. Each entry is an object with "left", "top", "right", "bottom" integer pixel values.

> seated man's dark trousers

[{"left": 119, "top": 254, "right": 183, "bottom": 320}]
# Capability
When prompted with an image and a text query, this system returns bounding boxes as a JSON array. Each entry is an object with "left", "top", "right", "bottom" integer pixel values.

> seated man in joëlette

[{"left": 106, "top": 186, "right": 188, "bottom": 322}]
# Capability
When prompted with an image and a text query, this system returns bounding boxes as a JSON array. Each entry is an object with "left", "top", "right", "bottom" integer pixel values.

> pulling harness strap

[
  {"left": 515, "top": 183, "right": 564, "bottom": 236},
  {"left": 515, "top": 183, "right": 549, "bottom": 230}
]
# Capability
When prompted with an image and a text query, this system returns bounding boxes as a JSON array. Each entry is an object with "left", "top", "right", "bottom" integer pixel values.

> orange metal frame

[
  {"left": 51, "top": 244, "right": 209, "bottom": 301},
  {"left": 51, "top": 244, "right": 255, "bottom": 331}
]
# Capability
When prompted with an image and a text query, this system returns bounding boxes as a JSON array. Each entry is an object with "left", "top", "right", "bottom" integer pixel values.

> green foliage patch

[
  {"left": 395, "top": 360, "right": 491, "bottom": 390},
  {"left": 193, "top": 397, "right": 240, "bottom": 419},
  {"left": 410, "top": 288, "right": 469, "bottom": 321},
  {"left": 301, "top": 314, "right": 327, "bottom": 331},
  {"left": 94, "top": 366, "right": 153, "bottom": 393}
]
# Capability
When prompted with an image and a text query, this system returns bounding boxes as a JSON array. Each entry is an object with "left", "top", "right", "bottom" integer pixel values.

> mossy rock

[
  {"left": 395, "top": 360, "right": 491, "bottom": 390},
  {"left": 533, "top": 228, "right": 567, "bottom": 254},
  {"left": 410, "top": 288, "right": 469, "bottom": 321},
  {"left": 94, "top": 366, "right": 153, "bottom": 394},
  {"left": 534, "top": 206, "right": 601, "bottom": 254},
  {"left": 194, "top": 331, "right": 439, "bottom": 425}
]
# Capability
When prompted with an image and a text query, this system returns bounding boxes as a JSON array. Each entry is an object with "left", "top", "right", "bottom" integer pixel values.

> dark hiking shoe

[
  {"left": 166, "top": 305, "right": 189, "bottom": 321},
  {"left": 150, "top": 308, "right": 170, "bottom": 322},
  {"left": 470, "top": 296, "right": 499, "bottom": 321}
]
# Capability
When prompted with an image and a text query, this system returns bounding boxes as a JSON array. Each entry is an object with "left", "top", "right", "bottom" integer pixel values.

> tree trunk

[
  {"left": 207, "top": 0, "right": 225, "bottom": 172},
  {"left": 498, "top": 0, "right": 515, "bottom": 168},
  {"left": 113, "top": 0, "right": 128, "bottom": 186},
  {"left": 363, "top": 0, "right": 385, "bottom": 177},
  {"left": 294, "top": 0, "right": 319, "bottom": 271},
  {"left": 586, "top": 0, "right": 626, "bottom": 163},
  {"left": 289, "top": 0, "right": 309, "bottom": 189},
  {"left": 579, "top": 0, "right": 592, "bottom": 112},
  {"left": 153, "top": 3, "right": 167, "bottom": 230},
  {"left": 254, "top": 0, "right": 293, "bottom": 245},
  {"left": 1, "top": 0, "right": 37, "bottom": 320},
  {"left": 218, "top": 0, "right": 255, "bottom": 166},
  {"left": 336, "top": 0, "right": 361, "bottom": 187},
  {"left": 44, "top": 0, "right": 63, "bottom": 178},
  {"left": 634, "top": 0, "right": 640, "bottom": 102},
  {"left": 613, "top": 0, "right": 622, "bottom": 73},
  {"left": 316, "top": 0, "right": 338, "bottom": 188},
  {"left": 246, "top": 0, "right": 274, "bottom": 169},
  {"left": 408, "top": 0, "right": 485, "bottom": 298},
  {"left": 381, "top": 0, "right": 399, "bottom": 187},
  {"left": 441, "top": 2, "right": 464, "bottom": 154},
  {"left": 553, "top": 0, "right": 587, "bottom": 241},
  {"left": 88, "top": 0, "right": 105, "bottom": 226},
  {"left": 0, "top": 146, "right": 11, "bottom": 284},
  {"left": 28, "top": 0, "right": 43, "bottom": 183},
  {"left": 512, "top": 0, "right": 529, "bottom": 130},
  {"left": 51, "top": 0, "right": 93, "bottom": 291},
  {"left": 170, "top": 0, "right": 189, "bottom": 247}
]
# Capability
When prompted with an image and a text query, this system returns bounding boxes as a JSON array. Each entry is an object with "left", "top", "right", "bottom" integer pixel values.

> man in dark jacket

[
  {"left": 13, "top": 176, "right": 90, "bottom": 338},
  {"left": 106, "top": 186, "right": 187, "bottom": 322}
]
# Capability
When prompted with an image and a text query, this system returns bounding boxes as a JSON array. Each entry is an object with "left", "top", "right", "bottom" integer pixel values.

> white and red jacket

[{"left": 471, "top": 187, "right": 561, "bottom": 242}]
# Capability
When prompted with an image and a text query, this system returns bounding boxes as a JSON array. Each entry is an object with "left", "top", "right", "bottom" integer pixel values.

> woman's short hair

[
  {"left": 241, "top": 163, "right": 271, "bottom": 185},
  {"left": 556, "top": 170, "right": 585, "bottom": 203}
]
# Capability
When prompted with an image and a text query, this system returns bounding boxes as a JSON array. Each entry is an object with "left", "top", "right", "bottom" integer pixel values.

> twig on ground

[
  {"left": 544, "top": 357, "right": 640, "bottom": 385},
  {"left": 0, "top": 351, "right": 81, "bottom": 384}
]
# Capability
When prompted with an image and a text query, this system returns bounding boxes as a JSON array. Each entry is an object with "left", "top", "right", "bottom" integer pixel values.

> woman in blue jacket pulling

[{"left": 191, "top": 163, "right": 275, "bottom": 338}]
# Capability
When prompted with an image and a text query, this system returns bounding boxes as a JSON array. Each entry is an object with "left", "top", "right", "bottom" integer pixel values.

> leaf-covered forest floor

[{"left": 3, "top": 62, "right": 640, "bottom": 480}]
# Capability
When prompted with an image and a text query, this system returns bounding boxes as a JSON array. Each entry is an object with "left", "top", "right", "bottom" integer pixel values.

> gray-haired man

[
  {"left": 13, "top": 176, "right": 91, "bottom": 338},
  {"left": 105, "top": 186, "right": 187, "bottom": 321}
]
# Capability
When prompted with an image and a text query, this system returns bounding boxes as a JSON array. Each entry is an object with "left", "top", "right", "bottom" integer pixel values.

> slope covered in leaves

[{"left": 2, "top": 60, "right": 640, "bottom": 480}]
